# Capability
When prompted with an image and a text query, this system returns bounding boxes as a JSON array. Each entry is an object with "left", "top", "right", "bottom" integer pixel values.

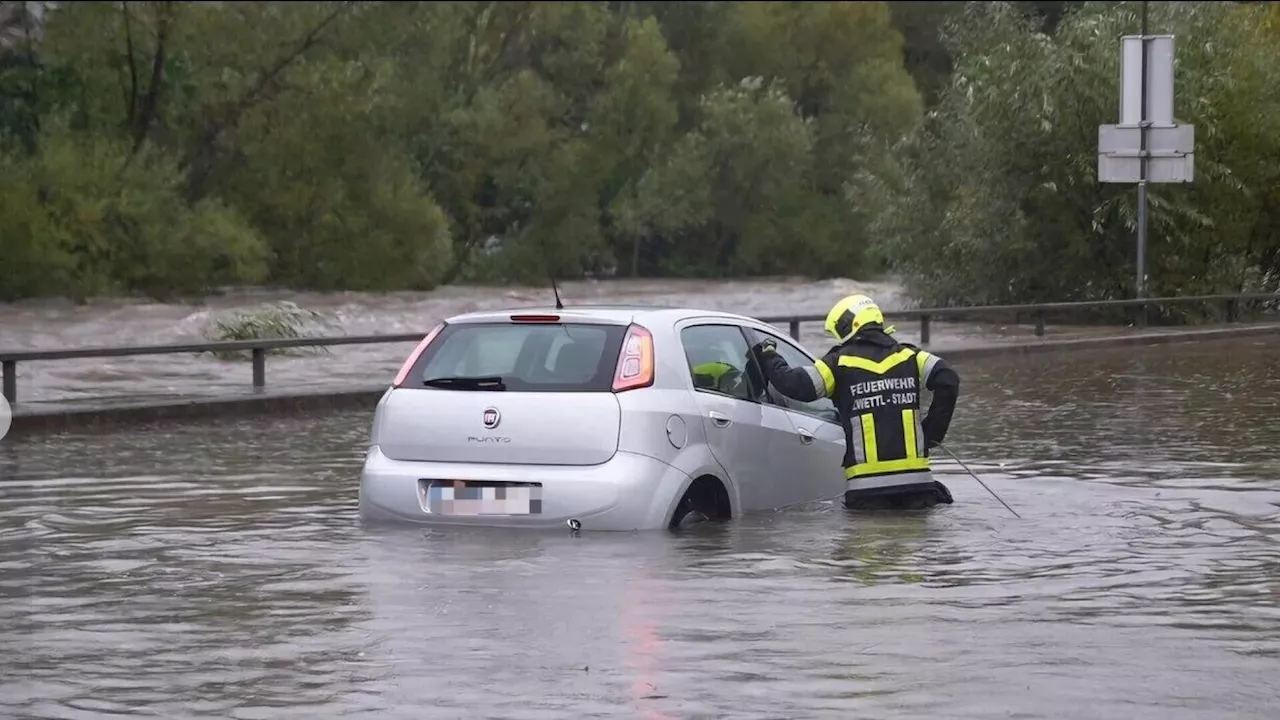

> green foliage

[
  {"left": 202, "top": 301, "right": 340, "bottom": 360},
  {"left": 611, "top": 1, "right": 922, "bottom": 279},
  {"left": 2, "top": 0, "right": 1277, "bottom": 309},
  {"left": 0, "top": 124, "right": 266, "bottom": 301},
  {"left": 874, "top": 1, "right": 1280, "bottom": 307},
  {"left": 222, "top": 53, "right": 453, "bottom": 292},
  {"left": 616, "top": 79, "right": 833, "bottom": 276},
  {"left": 0, "top": 1, "right": 923, "bottom": 301}
]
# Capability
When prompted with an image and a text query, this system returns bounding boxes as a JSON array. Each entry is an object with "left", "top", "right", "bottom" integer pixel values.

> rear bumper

[{"left": 357, "top": 445, "right": 691, "bottom": 531}]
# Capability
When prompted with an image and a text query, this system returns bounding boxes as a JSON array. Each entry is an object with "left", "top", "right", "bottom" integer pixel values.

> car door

[
  {"left": 676, "top": 322, "right": 798, "bottom": 514},
  {"left": 743, "top": 326, "right": 847, "bottom": 505}
]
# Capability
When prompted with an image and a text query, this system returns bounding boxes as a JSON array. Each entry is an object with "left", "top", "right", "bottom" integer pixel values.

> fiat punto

[{"left": 358, "top": 306, "right": 848, "bottom": 531}]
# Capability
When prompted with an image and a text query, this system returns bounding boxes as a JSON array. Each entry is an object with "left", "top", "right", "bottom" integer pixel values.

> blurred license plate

[{"left": 423, "top": 480, "right": 543, "bottom": 516}]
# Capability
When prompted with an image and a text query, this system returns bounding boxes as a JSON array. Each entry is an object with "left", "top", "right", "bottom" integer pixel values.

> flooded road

[
  {"left": 0, "top": 277, "right": 1123, "bottom": 404},
  {"left": 3, "top": 335, "right": 1280, "bottom": 718}
]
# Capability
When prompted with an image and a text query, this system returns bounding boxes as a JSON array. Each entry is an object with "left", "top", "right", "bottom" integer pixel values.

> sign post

[{"left": 1097, "top": 3, "right": 1194, "bottom": 326}]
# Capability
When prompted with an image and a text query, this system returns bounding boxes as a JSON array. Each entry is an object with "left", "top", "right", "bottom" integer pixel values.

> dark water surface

[{"left": 3, "top": 336, "right": 1280, "bottom": 719}]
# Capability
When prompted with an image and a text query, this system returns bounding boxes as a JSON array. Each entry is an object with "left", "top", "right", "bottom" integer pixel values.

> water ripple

[{"left": 2, "top": 337, "right": 1280, "bottom": 717}]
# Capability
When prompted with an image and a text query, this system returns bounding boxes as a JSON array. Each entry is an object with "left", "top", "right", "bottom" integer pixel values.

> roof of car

[{"left": 444, "top": 304, "right": 772, "bottom": 326}]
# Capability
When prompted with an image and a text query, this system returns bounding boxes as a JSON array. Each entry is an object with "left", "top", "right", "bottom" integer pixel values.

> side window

[
  {"left": 745, "top": 328, "right": 840, "bottom": 424},
  {"left": 679, "top": 325, "right": 762, "bottom": 402}
]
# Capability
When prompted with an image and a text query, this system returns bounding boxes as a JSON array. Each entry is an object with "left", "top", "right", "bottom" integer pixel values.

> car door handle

[
  {"left": 797, "top": 428, "right": 815, "bottom": 445},
  {"left": 709, "top": 411, "right": 733, "bottom": 428}
]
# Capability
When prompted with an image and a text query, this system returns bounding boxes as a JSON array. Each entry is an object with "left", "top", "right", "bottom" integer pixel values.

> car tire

[{"left": 669, "top": 495, "right": 709, "bottom": 530}]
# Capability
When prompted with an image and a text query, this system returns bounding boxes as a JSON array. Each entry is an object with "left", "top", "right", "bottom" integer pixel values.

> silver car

[{"left": 358, "top": 306, "right": 847, "bottom": 531}]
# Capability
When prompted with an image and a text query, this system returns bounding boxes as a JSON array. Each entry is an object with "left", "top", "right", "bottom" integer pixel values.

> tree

[
  {"left": 3, "top": 1, "right": 452, "bottom": 298},
  {"left": 0, "top": 124, "right": 266, "bottom": 301},
  {"left": 873, "top": 1, "right": 1280, "bottom": 308},
  {"left": 614, "top": 79, "right": 838, "bottom": 277}
]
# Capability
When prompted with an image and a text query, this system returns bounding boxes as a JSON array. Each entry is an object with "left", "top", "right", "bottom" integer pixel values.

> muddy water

[
  {"left": 1, "top": 278, "right": 1087, "bottom": 404},
  {"left": 3, "top": 335, "right": 1279, "bottom": 718}
]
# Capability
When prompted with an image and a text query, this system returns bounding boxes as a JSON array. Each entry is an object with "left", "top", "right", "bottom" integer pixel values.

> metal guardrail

[{"left": 1, "top": 292, "right": 1276, "bottom": 404}]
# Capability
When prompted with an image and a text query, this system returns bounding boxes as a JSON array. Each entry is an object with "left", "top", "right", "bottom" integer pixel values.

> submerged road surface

[{"left": 3, "top": 336, "right": 1280, "bottom": 718}]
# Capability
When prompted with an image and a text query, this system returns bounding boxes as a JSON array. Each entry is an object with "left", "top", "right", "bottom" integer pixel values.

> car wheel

[
  {"left": 670, "top": 495, "right": 710, "bottom": 529},
  {"left": 669, "top": 476, "right": 731, "bottom": 530}
]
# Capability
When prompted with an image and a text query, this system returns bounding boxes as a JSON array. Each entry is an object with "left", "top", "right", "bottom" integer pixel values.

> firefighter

[{"left": 752, "top": 294, "right": 960, "bottom": 510}]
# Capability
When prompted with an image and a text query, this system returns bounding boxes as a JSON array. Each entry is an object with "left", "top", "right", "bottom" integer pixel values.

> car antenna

[{"left": 551, "top": 275, "right": 564, "bottom": 310}]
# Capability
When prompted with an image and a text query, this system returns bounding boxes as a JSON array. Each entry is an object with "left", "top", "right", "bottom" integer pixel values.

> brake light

[
  {"left": 510, "top": 314, "right": 561, "bottom": 323},
  {"left": 612, "top": 324, "right": 654, "bottom": 392},
  {"left": 392, "top": 323, "right": 444, "bottom": 388}
]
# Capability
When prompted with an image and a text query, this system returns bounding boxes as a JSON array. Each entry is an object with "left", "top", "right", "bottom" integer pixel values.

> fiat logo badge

[{"left": 482, "top": 407, "right": 501, "bottom": 429}]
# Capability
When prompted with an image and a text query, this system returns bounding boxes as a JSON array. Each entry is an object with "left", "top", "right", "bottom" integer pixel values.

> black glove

[{"left": 750, "top": 338, "right": 777, "bottom": 362}]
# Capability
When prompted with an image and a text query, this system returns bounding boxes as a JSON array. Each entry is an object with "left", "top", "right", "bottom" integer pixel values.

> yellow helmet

[{"left": 824, "top": 294, "right": 893, "bottom": 343}]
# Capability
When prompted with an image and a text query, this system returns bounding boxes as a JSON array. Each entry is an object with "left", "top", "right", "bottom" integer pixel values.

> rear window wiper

[{"left": 423, "top": 375, "right": 507, "bottom": 391}]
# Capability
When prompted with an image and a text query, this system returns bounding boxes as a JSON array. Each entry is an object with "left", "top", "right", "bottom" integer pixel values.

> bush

[
  {"left": 0, "top": 126, "right": 267, "bottom": 302},
  {"left": 202, "top": 301, "right": 340, "bottom": 360}
]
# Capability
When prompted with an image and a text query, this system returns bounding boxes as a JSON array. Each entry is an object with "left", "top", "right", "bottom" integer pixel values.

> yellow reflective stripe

[
  {"left": 837, "top": 348, "right": 915, "bottom": 375},
  {"left": 850, "top": 414, "right": 868, "bottom": 464},
  {"left": 693, "top": 361, "right": 733, "bottom": 380},
  {"left": 902, "top": 409, "right": 917, "bottom": 460},
  {"left": 916, "top": 350, "right": 940, "bottom": 382},
  {"left": 814, "top": 359, "right": 836, "bottom": 397},
  {"left": 860, "top": 414, "right": 878, "bottom": 465},
  {"left": 845, "top": 457, "right": 931, "bottom": 478}
]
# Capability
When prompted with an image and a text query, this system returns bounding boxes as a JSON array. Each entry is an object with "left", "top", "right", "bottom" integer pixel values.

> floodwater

[
  {"left": 0, "top": 278, "right": 1117, "bottom": 404},
  {"left": 3, "top": 335, "right": 1279, "bottom": 718}
]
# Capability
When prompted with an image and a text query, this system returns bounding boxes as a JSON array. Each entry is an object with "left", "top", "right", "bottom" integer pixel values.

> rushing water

[
  {"left": 3, "top": 336, "right": 1280, "bottom": 719},
  {"left": 0, "top": 278, "right": 1124, "bottom": 405}
]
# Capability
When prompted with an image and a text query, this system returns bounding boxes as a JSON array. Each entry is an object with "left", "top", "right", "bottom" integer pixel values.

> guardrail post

[
  {"left": 919, "top": 314, "right": 931, "bottom": 346},
  {"left": 2, "top": 360, "right": 15, "bottom": 403},
  {"left": 1033, "top": 310, "right": 1046, "bottom": 337},
  {"left": 252, "top": 348, "right": 266, "bottom": 389},
  {"left": 1224, "top": 297, "right": 1238, "bottom": 323},
  {"left": 788, "top": 318, "right": 800, "bottom": 340},
  {"left": 1135, "top": 301, "right": 1147, "bottom": 329}
]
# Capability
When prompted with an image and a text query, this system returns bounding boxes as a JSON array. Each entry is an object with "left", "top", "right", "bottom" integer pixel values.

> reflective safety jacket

[
  {"left": 691, "top": 361, "right": 739, "bottom": 392},
  {"left": 756, "top": 328, "right": 960, "bottom": 480}
]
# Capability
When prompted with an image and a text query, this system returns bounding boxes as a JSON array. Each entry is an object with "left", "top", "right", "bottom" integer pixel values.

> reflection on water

[{"left": 3, "top": 337, "right": 1280, "bottom": 718}]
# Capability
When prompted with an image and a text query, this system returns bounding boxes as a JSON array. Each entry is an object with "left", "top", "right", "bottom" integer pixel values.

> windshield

[{"left": 407, "top": 322, "right": 627, "bottom": 392}]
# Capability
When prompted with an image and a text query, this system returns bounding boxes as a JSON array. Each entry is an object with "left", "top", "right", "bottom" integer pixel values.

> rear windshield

[{"left": 407, "top": 322, "right": 627, "bottom": 392}]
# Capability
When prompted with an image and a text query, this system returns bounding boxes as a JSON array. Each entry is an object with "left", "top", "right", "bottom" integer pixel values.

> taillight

[
  {"left": 392, "top": 323, "right": 444, "bottom": 388},
  {"left": 612, "top": 324, "right": 654, "bottom": 392},
  {"left": 510, "top": 314, "right": 561, "bottom": 323}
]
